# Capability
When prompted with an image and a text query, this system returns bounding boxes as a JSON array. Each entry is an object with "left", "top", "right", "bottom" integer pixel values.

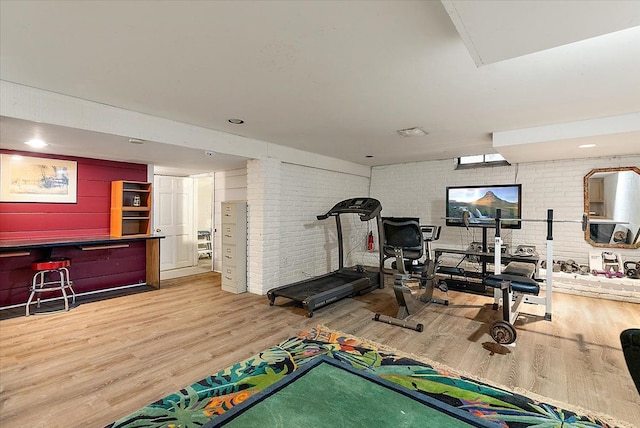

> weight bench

[{"left": 483, "top": 261, "right": 547, "bottom": 344}]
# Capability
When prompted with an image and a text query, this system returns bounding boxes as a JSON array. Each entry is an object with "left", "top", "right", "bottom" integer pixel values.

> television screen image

[{"left": 446, "top": 184, "right": 522, "bottom": 229}]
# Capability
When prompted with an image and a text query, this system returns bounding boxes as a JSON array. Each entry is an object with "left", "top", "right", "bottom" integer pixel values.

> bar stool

[{"left": 26, "top": 258, "right": 76, "bottom": 316}]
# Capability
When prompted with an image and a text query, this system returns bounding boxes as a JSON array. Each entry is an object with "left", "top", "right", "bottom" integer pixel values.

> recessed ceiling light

[
  {"left": 24, "top": 138, "right": 48, "bottom": 148},
  {"left": 578, "top": 144, "right": 597, "bottom": 148},
  {"left": 228, "top": 118, "right": 244, "bottom": 124},
  {"left": 397, "top": 127, "right": 428, "bottom": 137},
  {"left": 365, "top": 155, "right": 374, "bottom": 158},
  {"left": 128, "top": 138, "right": 145, "bottom": 144}
]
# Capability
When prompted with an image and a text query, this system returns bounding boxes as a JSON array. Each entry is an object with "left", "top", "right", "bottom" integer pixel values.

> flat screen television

[{"left": 446, "top": 184, "right": 522, "bottom": 229}]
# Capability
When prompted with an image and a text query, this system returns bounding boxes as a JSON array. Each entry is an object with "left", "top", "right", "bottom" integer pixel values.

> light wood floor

[{"left": 1, "top": 272, "right": 639, "bottom": 427}]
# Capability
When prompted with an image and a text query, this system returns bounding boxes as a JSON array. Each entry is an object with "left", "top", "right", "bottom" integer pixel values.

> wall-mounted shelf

[{"left": 110, "top": 181, "right": 152, "bottom": 237}]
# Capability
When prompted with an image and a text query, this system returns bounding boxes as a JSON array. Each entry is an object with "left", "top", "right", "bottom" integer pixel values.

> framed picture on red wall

[{"left": 0, "top": 154, "right": 77, "bottom": 203}]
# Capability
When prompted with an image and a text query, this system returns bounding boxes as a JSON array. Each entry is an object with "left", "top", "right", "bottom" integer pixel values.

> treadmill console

[{"left": 317, "top": 197, "right": 382, "bottom": 221}]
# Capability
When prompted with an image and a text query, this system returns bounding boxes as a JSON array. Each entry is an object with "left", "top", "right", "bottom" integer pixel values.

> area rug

[
  {"left": 206, "top": 355, "right": 494, "bottom": 428},
  {"left": 107, "top": 326, "right": 625, "bottom": 428}
]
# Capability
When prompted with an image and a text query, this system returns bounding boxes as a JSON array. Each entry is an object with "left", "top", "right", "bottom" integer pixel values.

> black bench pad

[{"left": 484, "top": 274, "right": 540, "bottom": 295}]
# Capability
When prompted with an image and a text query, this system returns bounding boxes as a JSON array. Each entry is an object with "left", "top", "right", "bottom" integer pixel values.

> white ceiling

[
  {"left": 1, "top": 0, "right": 639, "bottom": 175},
  {"left": 0, "top": 116, "right": 248, "bottom": 176}
]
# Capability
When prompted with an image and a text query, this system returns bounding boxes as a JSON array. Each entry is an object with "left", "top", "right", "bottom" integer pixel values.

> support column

[{"left": 247, "top": 158, "right": 281, "bottom": 295}]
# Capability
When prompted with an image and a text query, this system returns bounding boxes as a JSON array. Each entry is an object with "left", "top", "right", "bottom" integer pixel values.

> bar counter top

[{"left": 0, "top": 234, "right": 164, "bottom": 251}]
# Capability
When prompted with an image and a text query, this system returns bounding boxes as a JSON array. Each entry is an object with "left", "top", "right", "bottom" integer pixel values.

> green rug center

[{"left": 223, "top": 361, "right": 477, "bottom": 427}]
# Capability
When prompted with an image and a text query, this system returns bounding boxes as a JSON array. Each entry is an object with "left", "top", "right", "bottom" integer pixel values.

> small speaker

[
  {"left": 467, "top": 242, "right": 483, "bottom": 253},
  {"left": 487, "top": 244, "right": 509, "bottom": 254},
  {"left": 515, "top": 245, "right": 537, "bottom": 257}
]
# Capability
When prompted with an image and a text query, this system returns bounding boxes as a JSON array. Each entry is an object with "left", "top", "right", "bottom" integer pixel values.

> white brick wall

[
  {"left": 369, "top": 155, "right": 640, "bottom": 300},
  {"left": 247, "top": 158, "right": 282, "bottom": 295},
  {"left": 278, "top": 163, "right": 371, "bottom": 287},
  {"left": 230, "top": 154, "right": 639, "bottom": 301},
  {"left": 234, "top": 158, "right": 371, "bottom": 295},
  {"left": 540, "top": 270, "right": 640, "bottom": 303}
]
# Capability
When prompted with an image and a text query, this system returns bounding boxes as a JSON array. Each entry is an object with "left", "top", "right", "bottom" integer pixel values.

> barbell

[{"left": 441, "top": 209, "right": 589, "bottom": 232}]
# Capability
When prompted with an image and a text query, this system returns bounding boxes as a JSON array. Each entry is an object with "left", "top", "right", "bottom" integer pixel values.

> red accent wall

[
  {"left": 0, "top": 150, "right": 149, "bottom": 307},
  {"left": 0, "top": 150, "right": 147, "bottom": 239}
]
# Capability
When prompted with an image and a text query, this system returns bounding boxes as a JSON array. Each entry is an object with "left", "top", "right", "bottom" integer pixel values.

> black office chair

[
  {"left": 374, "top": 218, "right": 447, "bottom": 332},
  {"left": 621, "top": 329, "right": 640, "bottom": 394}
]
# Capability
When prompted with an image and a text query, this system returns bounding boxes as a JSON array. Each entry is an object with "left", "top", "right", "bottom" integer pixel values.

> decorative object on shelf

[
  {"left": 0, "top": 154, "right": 77, "bottom": 203},
  {"left": 110, "top": 181, "right": 152, "bottom": 237}
]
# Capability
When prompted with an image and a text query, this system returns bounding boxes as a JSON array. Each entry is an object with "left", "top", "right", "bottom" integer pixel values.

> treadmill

[{"left": 267, "top": 197, "right": 384, "bottom": 317}]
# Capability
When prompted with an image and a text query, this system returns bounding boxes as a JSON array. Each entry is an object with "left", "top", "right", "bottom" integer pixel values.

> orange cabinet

[{"left": 110, "top": 181, "right": 152, "bottom": 237}]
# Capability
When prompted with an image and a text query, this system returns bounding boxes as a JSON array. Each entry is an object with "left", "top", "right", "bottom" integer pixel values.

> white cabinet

[{"left": 221, "top": 201, "right": 247, "bottom": 293}]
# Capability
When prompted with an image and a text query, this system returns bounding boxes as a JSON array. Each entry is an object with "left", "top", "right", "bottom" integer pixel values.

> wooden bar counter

[{"left": 0, "top": 235, "right": 163, "bottom": 309}]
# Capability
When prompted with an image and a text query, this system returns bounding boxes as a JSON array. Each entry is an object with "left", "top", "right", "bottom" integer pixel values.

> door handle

[{"left": 156, "top": 228, "right": 162, "bottom": 232}]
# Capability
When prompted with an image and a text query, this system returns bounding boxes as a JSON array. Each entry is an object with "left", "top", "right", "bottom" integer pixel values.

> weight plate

[{"left": 490, "top": 320, "right": 517, "bottom": 345}]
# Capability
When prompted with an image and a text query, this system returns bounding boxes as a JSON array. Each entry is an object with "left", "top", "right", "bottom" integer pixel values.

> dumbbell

[{"left": 624, "top": 261, "right": 640, "bottom": 279}]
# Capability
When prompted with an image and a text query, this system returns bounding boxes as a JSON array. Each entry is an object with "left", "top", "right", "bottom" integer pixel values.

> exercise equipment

[
  {"left": 441, "top": 209, "right": 574, "bottom": 344},
  {"left": 484, "top": 264, "right": 539, "bottom": 344},
  {"left": 267, "top": 197, "right": 384, "bottom": 318},
  {"left": 602, "top": 251, "right": 623, "bottom": 272},
  {"left": 513, "top": 245, "right": 537, "bottom": 257},
  {"left": 591, "top": 269, "right": 624, "bottom": 278},
  {"left": 434, "top": 228, "right": 539, "bottom": 295},
  {"left": 624, "top": 261, "right": 640, "bottom": 279},
  {"left": 483, "top": 209, "right": 562, "bottom": 344},
  {"left": 373, "top": 221, "right": 448, "bottom": 332}
]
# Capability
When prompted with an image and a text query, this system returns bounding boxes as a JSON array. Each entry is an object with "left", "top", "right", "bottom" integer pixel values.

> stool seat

[
  {"left": 26, "top": 257, "right": 75, "bottom": 316},
  {"left": 32, "top": 258, "right": 71, "bottom": 271}
]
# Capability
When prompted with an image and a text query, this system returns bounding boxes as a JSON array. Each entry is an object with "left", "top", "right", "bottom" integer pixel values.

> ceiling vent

[{"left": 397, "top": 127, "right": 428, "bottom": 137}]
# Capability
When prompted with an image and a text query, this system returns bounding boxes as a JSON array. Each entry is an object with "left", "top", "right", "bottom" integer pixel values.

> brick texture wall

[
  {"left": 369, "top": 155, "right": 640, "bottom": 301},
  {"left": 220, "top": 155, "right": 639, "bottom": 301},
  {"left": 247, "top": 158, "right": 281, "bottom": 295},
  {"left": 248, "top": 159, "right": 370, "bottom": 294}
]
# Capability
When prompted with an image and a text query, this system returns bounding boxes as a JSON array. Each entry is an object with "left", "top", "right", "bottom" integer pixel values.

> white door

[{"left": 154, "top": 175, "right": 194, "bottom": 271}]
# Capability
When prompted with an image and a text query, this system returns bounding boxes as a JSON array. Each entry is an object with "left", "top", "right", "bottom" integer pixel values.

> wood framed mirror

[{"left": 584, "top": 166, "right": 640, "bottom": 249}]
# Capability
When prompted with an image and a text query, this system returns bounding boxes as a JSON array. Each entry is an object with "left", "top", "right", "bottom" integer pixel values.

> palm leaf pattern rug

[{"left": 107, "top": 326, "right": 622, "bottom": 428}]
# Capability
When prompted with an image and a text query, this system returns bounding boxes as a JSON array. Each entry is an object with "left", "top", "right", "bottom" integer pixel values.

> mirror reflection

[{"left": 584, "top": 166, "right": 640, "bottom": 249}]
